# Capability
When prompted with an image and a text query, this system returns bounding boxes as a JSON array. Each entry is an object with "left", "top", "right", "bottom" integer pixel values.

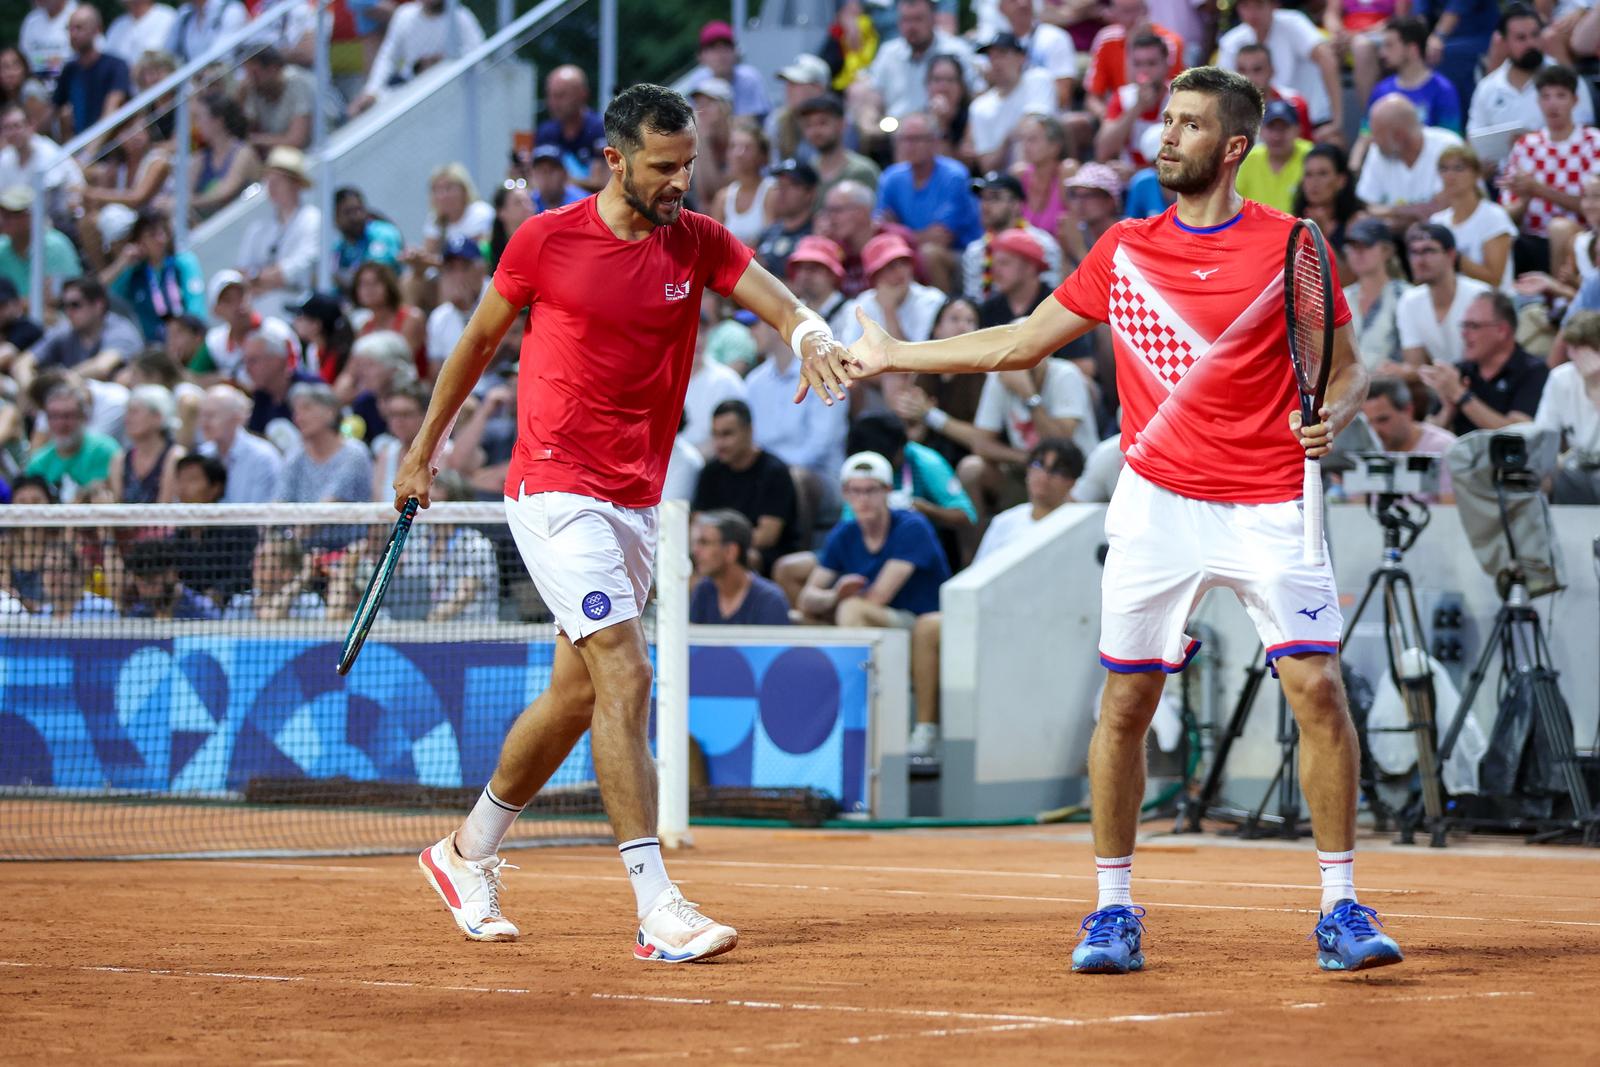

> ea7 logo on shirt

[{"left": 664, "top": 280, "right": 692, "bottom": 301}]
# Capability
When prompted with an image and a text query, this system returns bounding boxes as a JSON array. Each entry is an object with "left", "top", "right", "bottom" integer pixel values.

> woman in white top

[
  {"left": 1429, "top": 144, "right": 1516, "bottom": 291},
  {"left": 1341, "top": 218, "right": 1410, "bottom": 371},
  {"left": 1540, "top": 311, "right": 1600, "bottom": 503},
  {"left": 402, "top": 161, "right": 493, "bottom": 306},
  {"left": 710, "top": 118, "right": 776, "bottom": 249}
]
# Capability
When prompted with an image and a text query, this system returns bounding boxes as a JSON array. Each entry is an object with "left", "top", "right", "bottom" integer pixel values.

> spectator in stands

[
  {"left": 1431, "top": 144, "right": 1516, "bottom": 291},
  {"left": 115, "top": 383, "right": 183, "bottom": 503},
  {"left": 370, "top": 379, "right": 428, "bottom": 501},
  {"left": 1233, "top": 41, "right": 1313, "bottom": 139},
  {"left": 783, "top": 234, "right": 851, "bottom": 335},
  {"left": 197, "top": 384, "right": 281, "bottom": 503},
  {"left": 963, "top": 171, "right": 1061, "bottom": 304},
  {"left": 200, "top": 269, "right": 300, "bottom": 382},
  {"left": 100, "top": 208, "right": 198, "bottom": 346},
  {"left": 1218, "top": 0, "right": 1341, "bottom": 139},
  {"left": 239, "top": 46, "right": 314, "bottom": 154},
  {"left": 1465, "top": 6, "right": 1596, "bottom": 169},
  {"left": 1357, "top": 95, "right": 1461, "bottom": 229},
  {"left": 1360, "top": 379, "right": 1457, "bottom": 504},
  {"left": 1398, "top": 223, "right": 1492, "bottom": 370},
  {"left": 19, "top": 0, "right": 76, "bottom": 90},
  {"left": 745, "top": 318, "right": 851, "bottom": 532},
  {"left": 164, "top": 311, "right": 205, "bottom": 371},
  {"left": 25, "top": 378, "right": 121, "bottom": 500},
  {"left": 967, "top": 32, "right": 1055, "bottom": 175},
  {"left": 1537, "top": 311, "right": 1600, "bottom": 503},
  {"left": 0, "top": 276, "right": 44, "bottom": 357},
  {"left": 1498, "top": 65, "right": 1600, "bottom": 273},
  {"left": 1343, "top": 218, "right": 1408, "bottom": 371},
  {"left": 351, "top": 261, "right": 425, "bottom": 374},
  {"left": 923, "top": 53, "right": 973, "bottom": 162},
  {"left": 189, "top": 93, "right": 260, "bottom": 222},
  {"left": 121, "top": 537, "right": 220, "bottom": 619},
  {"left": 107, "top": 0, "right": 178, "bottom": 67},
  {"left": 223, "top": 533, "right": 325, "bottom": 620},
  {"left": 972, "top": 436, "right": 1083, "bottom": 563},
  {"left": 331, "top": 186, "right": 404, "bottom": 294},
  {"left": 37, "top": 540, "right": 117, "bottom": 619},
  {"left": 0, "top": 475, "right": 60, "bottom": 609},
  {"left": 532, "top": 64, "right": 607, "bottom": 191},
  {"left": 896, "top": 296, "right": 987, "bottom": 469},
  {"left": 0, "top": 48, "right": 52, "bottom": 136},
  {"left": 797, "top": 95, "right": 880, "bottom": 204},
  {"left": 170, "top": 452, "right": 257, "bottom": 601},
  {"left": 237, "top": 146, "right": 320, "bottom": 322},
  {"left": 348, "top": 0, "right": 485, "bottom": 116},
  {"left": 412, "top": 162, "right": 493, "bottom": 268},
  {"left": 692, "top": 399, "right": 801, "bottom": 574},
  {"left": 245, "top": 328, "right": 319, "bottom": 439},
  {"left": 524, "top": 144, "right": 585, "bottom": 213},
  {"left": 689, "top": 509, "right": 791, "bottom": 625},
  {"left": 0, "top": 184, "right": 82, "bottom": 305},
  {"left": 30, "top": 362, "right": 127, "bottom": 444},
  {"left": 861, "top": 0, "right": 980, "bottom": 123},
  {"left": 24, "top": 275, "right": 143, "bottom": 383},
  {"left": 681, "top": 21, "right": 770, "bottom": 119},
  {"left": 1422, "top": 291, "right": 1549, "bottom": 436},
  {"left": 52, "top": 5, "right": 130, "bottom": 142},
  {"left": 711, "top": 118, "right": 776, "bottom": 249},
  {"left": 1292, "top": 143, "right": 1365, "bottom": 263},
  {"left": 1541, "top": 175, "right": 1600, "bottom": 308},
  {"left": 425, "top": 237, "right": 485, "bottom": 373},
  {"left": 277, "top": 381, "right": 371, "bottom": 504},
  {"left": 1237, "top": 99, "right": 1312, "bottom": 214},
  {"left": 1094, "top": 31, "right": 1172, "bottom": 168},
  {"left": 1058, "top": 163, "right": 1121, "bottom": 271},
  {"left": 1365, "top": 15, "right": 1461, "bottom": 140},
  {"left": 407, "top": 472, "right": 500, "bottom": 621},
  {"left": 1009, "top": 114, "right": 1070, "bottom": 238},
  {"left": 997, "top": 0, "right": 1078, "bottom": 108},
  {"left": 166, "top": 0, "right": 247, "bottom": 64},
  {"left": 682, "top": 318, "right": 747, "bottom": 456},
  {"left": 1, "top": 102, "right": 84, "bottom": 227},
  {"left": 754, "top": 158, "right": 817, "bottom": 277},
  {"left": 838, "top": 233, "right": 946, "bottom": 353},
  {"left": 768, "top": 53, "right": 830, "bottom": 165},
  {"left": 877, "top": 112, "right": 979, "bottom": 293},
  {"left": 342, "top": 328, "right": 414, "bottom": 443},
  {"left": 290, "top": 291, "right": 353, "bottom": 388},
  {"left": 814, "top": 179, "right": 884, "bottom": 298},
  {"left": 687, "top": 79, "right": 736, "bottom": 211},
  {"left": 1084, "top": 0, "right": 1184, "bottom": 120}
]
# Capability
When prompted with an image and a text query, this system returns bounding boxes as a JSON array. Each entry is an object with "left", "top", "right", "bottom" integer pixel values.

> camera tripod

[{"left": 1341, "top": 493, "right": 1447, "bottom": 845}]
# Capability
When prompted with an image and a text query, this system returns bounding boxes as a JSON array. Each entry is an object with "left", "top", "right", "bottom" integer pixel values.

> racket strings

[{"left": 1291, "top": 240, "right": 1327, "bottom": 385}]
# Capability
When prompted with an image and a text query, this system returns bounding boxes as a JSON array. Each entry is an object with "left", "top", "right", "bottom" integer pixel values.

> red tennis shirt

[{"left": 492, "top": 196, "right": 753, "bottom": 507}]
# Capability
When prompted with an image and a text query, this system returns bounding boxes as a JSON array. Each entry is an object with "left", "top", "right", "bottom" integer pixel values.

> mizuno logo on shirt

[
  {"left": 664, "top": 281, "right": 691, "bottom": 301},
  {"left": 1192, "top": 268, "right": 1219, "bottom": 280}
]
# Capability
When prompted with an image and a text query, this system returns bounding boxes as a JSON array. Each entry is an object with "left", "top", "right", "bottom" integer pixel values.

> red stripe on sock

[
  {"left": 1317, "top": 858, "right": 1354, "bottom": 864},
  {"left": 1096, "top": 863, "right": 1132, "bottom": 870}
]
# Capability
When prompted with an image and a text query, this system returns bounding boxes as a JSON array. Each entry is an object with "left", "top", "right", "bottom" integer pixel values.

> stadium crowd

[{"left": 5, "top": 0, "right": 1600, "bottom": 759}]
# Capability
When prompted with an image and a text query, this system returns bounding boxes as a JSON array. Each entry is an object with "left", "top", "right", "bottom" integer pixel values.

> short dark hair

[
  {"left": 1129, "top": 31, "right": 1169, "bottom": 59},
  {"left": 698, "top": 508, "right": 753, "bottom": 559},
  {"left": 334, "top": 186, "right": 365, "bottom": 210},
  {"left": 129, "top": 208, "right": 171, "bottom": 244},
  {"left": 1475, "top": 290, "right": 1518, "bottom": 330},
  {"left": 711, "top": 398, "right": 751, "bottom": 427},
  {"left": 1365, "top": 378, "right": 1412, "bottom": 411},
  {"left": 175, "top": 453, "right": 228, "bottom": 492},
  {"left": 1534, "top": 64, "right": 1579, "bottom": 95},
  {"left": 1236, "top": 41, "right": 1271, "bottom": 64},
  {"left": 199, "top": 93, "right": 249, "bottom": 141},
  {"left": 1405, "top": 221, "right": 1456, "bottom": 253},
  {"left": 61, "top": 275, "right": 107, "bottom": 307},
  {"left": 1028, "top": 437, "right": 1085, "bottom": 479},
  {"left": 603, "top": 83, "right": 695, "bottom": 157},
  {"left": 1499, "top": 3, "right": 1543, "bottom": 36},
  {"left": 125, "top": 538, "right": 178, "bottom": 577},
  {"left": 1387, "top": 15, "right": 1429, "bottom": 52},
  {"left": 846, "top": 410, "right": 908, "bottom": 463},
  {"left": 1168, "top": 65, "right": 1265, "bottom": 152},
  {"left": 132, "top": 347, "right": 183, "bottom": 387},
  {"left": 10, "top": 474, "right": 58, "bottom": 503}
]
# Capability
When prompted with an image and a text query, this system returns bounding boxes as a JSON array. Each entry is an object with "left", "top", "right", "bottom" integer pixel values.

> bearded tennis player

[
  {"left": 393, "top": 84, "right": 853, "bottom": 962},
  {"left": 843, "top": 66, "right": 1404, "bottom": 974}
]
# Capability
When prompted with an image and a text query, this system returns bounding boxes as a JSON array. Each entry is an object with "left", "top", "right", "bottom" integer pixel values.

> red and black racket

[{"left": 1283, "top": 219, "right": 1336, "bottom": 566}]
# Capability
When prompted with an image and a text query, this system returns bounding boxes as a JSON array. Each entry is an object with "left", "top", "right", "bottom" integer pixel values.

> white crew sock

[
  {"left": 455, "top": 785, "right": 524, "bottom": 861},
  {"left": 1095, "top": 854, "right": 1134, "bottom": 910},
  {"left": 619, "top": 837, "right": 673, "bottom": 918},
  {"left": 1317, "top": 849, "right": 1356, "bottom": 913}
]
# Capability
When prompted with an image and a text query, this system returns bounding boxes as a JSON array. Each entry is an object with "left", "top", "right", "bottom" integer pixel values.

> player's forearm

[
  {"left": 885, "top": 321, "right": 1041, "bottom": 375},
  {"left": 415, "top": 328, "right": 497, "bottom": 458},
  {"left": 1322, "top": 357, "right": 1371, "bottom": 437}
]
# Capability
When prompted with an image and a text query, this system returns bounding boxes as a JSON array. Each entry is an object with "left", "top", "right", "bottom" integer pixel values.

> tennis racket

[
  {"left": 336, "top": 497, "right": 418, "bottom": 675},
  {"left": 1283, "top": 219, "right": 1336, "bottom": 567}
]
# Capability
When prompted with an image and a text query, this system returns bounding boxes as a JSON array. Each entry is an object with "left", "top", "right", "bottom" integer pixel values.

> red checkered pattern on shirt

[
  {"left": 1109, "top": 271, "right": 1196, "bottom": 387},
  {"left": 1499, "top": 126, "right": 1600, "bottom": 238}
]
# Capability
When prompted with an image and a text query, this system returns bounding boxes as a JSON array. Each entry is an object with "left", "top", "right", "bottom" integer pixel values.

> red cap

[
  {"left": 786, "top": 235, "right": 845, "bottom": 280},
  {"left": 990, "top": 228, "right": 1047, "bottom": 271},
  {"left": 861, "top": 233, "right": 916, "bottom": 279},
  {"left": 699, "top": 20, "right": 735, "bottom": 47}
]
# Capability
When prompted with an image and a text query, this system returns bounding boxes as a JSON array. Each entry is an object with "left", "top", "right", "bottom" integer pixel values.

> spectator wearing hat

[
  {"left": 1094, "top": 32, "right": 1172, "bottom": 168},
  {"left": 689, "top": 510, "right": 792, "bottom": 625},
  {"left": 528, "top": 144, "right": 586, "bottom": 212},
  {"left": 348, "top": 0, "right": 485, "bottom": 116},
  {"left": 108, "top": 209, "right": 206, "bottom": 344},
  {"left": 21, "top": 274, "right": 143, "bottom": 385},
  {"left": 0, "top": 103, "right": 86, "bottom": 229},
  {"left": 680, "top": 21, "right": 770, "bottom": 119},
  {"left": 240, "top": 46, "right": 315, "bottom": 154},
  {"left": 966, "top": 32, "right": 1056, "bottom": 174},
  {"left": 877, "top": 112, "right": 980, "bottom": 293},
  {"left": 1058, "top": 163, "right": 1122, "bottom": 270},
  {"left": 767, "top": 53, "right": 831, "bottom": 165},
  {"left": 815, "top": 179, "right": 902, "bottom": 298},
  {"left": 1397, "top": 222, "right": 1493, "bottom": 370},
  {"left": 200, "top": 269, "right": 301, "bottom": 382},
  {"left": 331, "top": 186, "right": 405, "bottom": 294},
  {"left": 796, "top": 94, "right": 880, "bottom": 205},
  {"left": 1430, "top": 144, "right": 1516, "bottom": 292},
  {"left": 859, "top": 0, "right": 981, "bottom": 123},
  {"left": 1083, "top": 0, "right": 1185, "bottom": 118},
  {"left": 196, "top": 384, "right": 282, "bottom": 503},
  {"left": 838, "top": 232, "right": 947, "bottom": 352},
  {"left": 1342, "top": 218, "right": 1410, "bottom": 371},
  {"left": 964, "top": 170, "right": 1062, "bottom": 303},
  {"left": 691, "top": 398, "right": 801, "bottom": 575},
  {"left": 1237, "top": 99, "right": 1314, "bottom": 214},
  {"left": 533, "top": 65, "right": 608, "bottom": 191},
  {"left": 1233, "top": 43, "right": 1314, "bottom": 141},
  {"left": 974, "top": 230, "right": 1089, "bottom": 375},
  {"left": 1356, "top": 95, "right": 1462, "bottom": 229},
  {"left": 783, "top": 234, "right": 851, "bottom": 335},
  {"left": 236, "top": 146, "right": 321, "bottom": 325},
  {"left": 0, "top": 184, "right": 82, "bottom": 306},
  {"left": 755, "top": 159, "right": 819, "bottom": 276},
  {"left": 425, "top": 237, "right": 487, "bottom": 371}
]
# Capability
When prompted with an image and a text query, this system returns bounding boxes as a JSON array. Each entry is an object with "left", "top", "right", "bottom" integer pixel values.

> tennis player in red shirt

[
  {"left": 845, "top": 66, "right": 1405, "bottom": 975},
  {"left": 396, "top": 84, "right": 853, "bottom": 962}
]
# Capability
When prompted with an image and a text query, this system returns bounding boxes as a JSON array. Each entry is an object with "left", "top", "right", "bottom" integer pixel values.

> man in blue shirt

[
  {"left": 529, "top": 145, "right": 587, "bottom": 212},
  {"left": 52, "top": 6, "right": 131, "bottom": 140},
  {"left": 534, "top": 64, "right": 609, "bottom": 191},
  {"left": 876, "top": 112, "right": 982, "bottom": 293},
  {"left": 332, "top": 187, "right": 404, "bottom": 294},
  {"left": 1364, "top": 16, "right": 1462, "bottom": 134},
  {"left": 689, "top": 510, "right": 792, "bottom": 625},
  {"left": 679, "top": 21, "right": 771, "bottom": 119},
  {"left": 122, "top": 538, "right": 222, "bottom": 620}
]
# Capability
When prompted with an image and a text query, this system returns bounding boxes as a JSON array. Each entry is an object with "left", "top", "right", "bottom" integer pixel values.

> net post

[{"left": 655, "top": 499, "right": 693, "bottom": 848}]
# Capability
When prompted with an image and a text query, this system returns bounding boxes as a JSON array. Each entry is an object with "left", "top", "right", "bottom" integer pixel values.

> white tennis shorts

[
  {"left": 1099, "top": 466, "right": 1342, "bottom": 674},
  {"left": 504, "top": 489, "right": 657, "bottom": 641}
]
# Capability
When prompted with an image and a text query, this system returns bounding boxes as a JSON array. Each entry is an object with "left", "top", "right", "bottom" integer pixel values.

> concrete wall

[{"left": 938, "top": 502, "right": 1600, "bottom": 820}]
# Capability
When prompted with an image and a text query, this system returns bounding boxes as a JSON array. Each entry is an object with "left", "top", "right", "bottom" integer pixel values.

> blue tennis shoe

[
  {"left": 1071, "top": 904, "right": 1146, "bottom": 974},
  {"left": 1313, "top": 900, "right": 1404, "bottom": 971}
]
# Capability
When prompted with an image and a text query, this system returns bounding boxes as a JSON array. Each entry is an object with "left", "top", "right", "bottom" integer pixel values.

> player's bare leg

[{"left": 489, "top": 634, "right": 597, "bottom": 806}]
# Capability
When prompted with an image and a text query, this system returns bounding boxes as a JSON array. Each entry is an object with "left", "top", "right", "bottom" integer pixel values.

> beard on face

[
  {"left": 1512, "top": 46, "right": 1545, "bottom": 71},
  {"left": 1156, "top": 138, "right": 1228, "bottom": 195},
  {"left": 622, "top": 162, "right": 682, "bottom": 227}
]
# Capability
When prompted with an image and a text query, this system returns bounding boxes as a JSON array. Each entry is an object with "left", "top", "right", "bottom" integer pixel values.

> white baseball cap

[{"left": 839, "top": 450, "right": 894, "bottom": 488}]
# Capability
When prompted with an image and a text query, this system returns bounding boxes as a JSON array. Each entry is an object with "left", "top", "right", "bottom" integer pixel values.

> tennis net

[{"left": 0, "top": 501, "right": 690, "bottom": 860}]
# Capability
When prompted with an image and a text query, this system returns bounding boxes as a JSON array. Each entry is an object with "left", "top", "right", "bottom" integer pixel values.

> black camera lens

[{"left": 1488, "top": 432, "right": 1529, "bottom": 473}]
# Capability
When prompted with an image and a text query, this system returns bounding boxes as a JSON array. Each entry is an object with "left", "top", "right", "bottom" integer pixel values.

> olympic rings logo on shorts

[{"left": 582, "top": 591, "right": 612, "bottom": 620}]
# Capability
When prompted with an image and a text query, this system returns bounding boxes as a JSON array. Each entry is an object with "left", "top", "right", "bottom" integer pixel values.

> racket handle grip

[{"left": 1303, "top": 458, "right": 1325, "bottom": 566}]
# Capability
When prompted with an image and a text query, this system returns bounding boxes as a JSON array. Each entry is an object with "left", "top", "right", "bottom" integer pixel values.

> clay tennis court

[{"left": 5, "top": 825, "right": 1598, "bottom": 1065}]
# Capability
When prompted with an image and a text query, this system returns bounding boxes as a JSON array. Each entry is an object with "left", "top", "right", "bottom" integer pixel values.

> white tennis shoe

[
  {"left": 633, "top": 885, "right": 738, "bottom": 963},
  {"left": 418, "top": 832, "right": 520, "bottom": 942}
]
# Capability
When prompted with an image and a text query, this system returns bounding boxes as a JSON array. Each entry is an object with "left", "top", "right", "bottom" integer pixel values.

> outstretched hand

[
  {"left": 791, "top": 329, "right": 855, "bottom": 406},
  {"left": 842, "top": 307, "right": 894, "bottom": 383}
]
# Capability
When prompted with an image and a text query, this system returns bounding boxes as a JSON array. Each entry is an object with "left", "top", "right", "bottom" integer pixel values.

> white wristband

[
  {"left": 789, "top": 317, "right": 832, "bottom": 360},
  {"left": 924, "top": 407, "right": 950, "bottom": 432}
]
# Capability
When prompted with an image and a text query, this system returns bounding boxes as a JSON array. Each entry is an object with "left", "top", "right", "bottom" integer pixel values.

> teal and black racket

[{"left": 336, "top": 497, "right": 419, "bottom": 675}]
